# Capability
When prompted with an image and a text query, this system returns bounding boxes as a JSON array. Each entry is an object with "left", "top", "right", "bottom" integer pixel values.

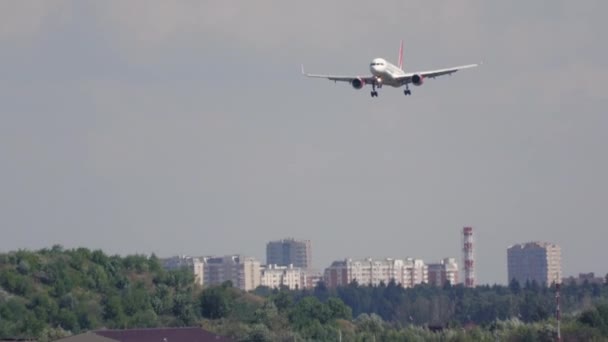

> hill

[{"left": 0, "top": 246, "right": 202, "bottom": 340}]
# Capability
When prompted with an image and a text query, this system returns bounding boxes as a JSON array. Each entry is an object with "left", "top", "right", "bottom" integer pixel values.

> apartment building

[
  {"left": 260, "top": 264, "right": 307, "bottom": 290},
  {"left": 266, "top": 238, "right": 312, "bottom": 271},
  {"left": 162, "top": 255, "right": 205, "bottom": 286},
  {"left": 507, "top": 241, "right": 562, "bottom": 286},
  {"left": 323, "top": 257, "right": 428, "bottom": 288},
  {"left": 203, "top": 255, "right": 261, "bottom": 291},
  {"left": 427, "top": 258, "right": 459, "bottom": 286}
]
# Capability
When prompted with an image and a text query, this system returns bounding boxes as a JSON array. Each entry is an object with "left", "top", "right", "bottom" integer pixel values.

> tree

[
  {"left": 103, "top": 295, "right": 126, "bottom": 328},
  {"left": 289, "top": 297, "right": 332, "bottom": 329},
  {"left": 354, "top": 313, "right": 384, "bottom": 335},
  {"left": 148, "top": 253, "right": 162, "bottom": 273},
  {"left": 271, "top": 290, "right": 293, "bottom": 313},
  {"left": 247, "top": 323, "right": 272, "bottom": 342},
  {"left": 17, "top": 260, "right": 31, "bottom": 275},
  {"left": 128, "top": 309, "right": 159, "bottom": 328},
  {"left": 509, "top": 278, "right": 521, "bottom": 294},
  {"left": 200, "top": 287, "right": 232, "bottom": 319},
  {"left": 173, "top": 293, "right": 198, "bottom": 325},
  {"left": 57, "top": 309, "right": 79, "bottom": 332},
  {"left": 327, "top": 297, "right": 352, "bottom": 321},
  {"left": 580, "top": 304, "right": 608, "bottom": 335},
  {"left": 313, "top": 281, "right": 330, "bottom": 302}
]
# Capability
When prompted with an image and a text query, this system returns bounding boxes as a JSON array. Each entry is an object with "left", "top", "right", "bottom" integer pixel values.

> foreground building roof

[
  {"left": 55, "top": 327, "right": 233, "bottom": 342},
  {"left": 53, "top": 333, "right": 119, "bottom": 342}
]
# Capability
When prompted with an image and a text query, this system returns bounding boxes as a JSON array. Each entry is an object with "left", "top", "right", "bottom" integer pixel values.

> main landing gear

[
  {"left": 403, "top": 84, "right": 411, "bottom": 96},
  {"left": 371, "top": 82, "right": 379, "bottom": 97}
]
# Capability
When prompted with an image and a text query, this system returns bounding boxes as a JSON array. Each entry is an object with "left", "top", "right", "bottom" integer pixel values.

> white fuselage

[{"left": 369, "top": 58, "right": 406, "bottom": 87}]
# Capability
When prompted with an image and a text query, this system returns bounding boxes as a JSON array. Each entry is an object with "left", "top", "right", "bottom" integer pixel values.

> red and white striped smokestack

[{"left": 463, "top": 227, "right": 475, "bottom": 288}]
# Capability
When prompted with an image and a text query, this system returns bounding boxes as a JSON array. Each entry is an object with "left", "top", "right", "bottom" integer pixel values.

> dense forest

[{"left": 1, "top": 247, "right": 608, "bottom": 341}]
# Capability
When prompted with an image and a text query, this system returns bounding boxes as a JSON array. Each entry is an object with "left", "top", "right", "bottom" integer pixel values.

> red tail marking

[{"left": 398, "top": 40, "right": 404, "bottom": 70}]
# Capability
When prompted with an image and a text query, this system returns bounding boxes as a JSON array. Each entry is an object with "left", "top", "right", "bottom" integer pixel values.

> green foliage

[
  {"left": 579, "top": 303, "right": 608, "bottom": 335},
  {"left": 327, "top": 297, "right": 352, "bottom": 321},
  {"left": 200, "top": 286, "right": 233, "bottom": 319},
  {"left": 354, "top": 313, "right": 385, "bottom": 335},
  {"left": 3, "top": 247, "right": 608, "bottom": 341},
  {"left": 271, "top": 290, "right": 294, "bottom": 313},
  {"left": 0, "top": 247, "right": 197, "bottom": 340},
  {"left": 289, "top": 296, "right": 332, "bottom": 328}
]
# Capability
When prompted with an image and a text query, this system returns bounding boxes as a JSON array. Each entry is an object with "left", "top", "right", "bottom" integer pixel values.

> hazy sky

[{"left": 1, "top": 1, "right": 607, "bottom": 284}]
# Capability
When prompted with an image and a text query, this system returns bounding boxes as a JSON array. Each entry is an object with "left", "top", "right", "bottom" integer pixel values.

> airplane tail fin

[{"left": 398, "top": 40, "right": 404, "bottom": 70}]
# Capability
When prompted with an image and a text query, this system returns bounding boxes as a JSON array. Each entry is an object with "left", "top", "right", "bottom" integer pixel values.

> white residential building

[
  {"left": 163, "top": 254, "right": 261, "bottom": 291},
  {"left": 324, "top": 257, "right": 428, "bottom": 288},
  {"left": 261, "top": 264, "right": 307, "bottom": 290},
  {"left": 203, "top": 255, "right": 261, "bottom": 291},
  {"left": 406, "top": 258, "right": 428, "bottom": 286}
]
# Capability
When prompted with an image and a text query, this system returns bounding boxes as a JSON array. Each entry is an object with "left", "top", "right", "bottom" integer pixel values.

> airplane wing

[
  {"left": 396, "top": 63, "right": 480, "bottom": 84},
  {"left": 301, "top": 65, "right": 375, "bottom": 84}
]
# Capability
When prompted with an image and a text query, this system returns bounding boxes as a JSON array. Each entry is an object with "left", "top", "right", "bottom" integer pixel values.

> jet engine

[
  {"left": 411, "top": 74, "right": 424, "bottom": 86},
  {"left": 351, "top": 78, "right": 365, "bottom": 89}
]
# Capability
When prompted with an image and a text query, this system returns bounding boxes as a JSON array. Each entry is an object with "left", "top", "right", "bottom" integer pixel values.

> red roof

[{"left": 95, "top": 327, "right": 233, "bottom": 342}]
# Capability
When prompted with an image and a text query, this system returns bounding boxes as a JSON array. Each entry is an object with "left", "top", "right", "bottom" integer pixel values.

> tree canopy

[{"left": 1, "top": 247, "right": 608, "bottom": 341}]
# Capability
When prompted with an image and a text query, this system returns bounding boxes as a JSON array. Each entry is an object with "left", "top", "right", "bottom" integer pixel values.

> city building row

[
  {"left": 161, "top": 236, "right": 567, "bottom": 291},
  {"left": 324, "top": 257, "right": 459, "bottom": 288},
  {"left": 162, "top": 254, "right": 461, "bottom": 291},
  {"left": 162, "top": 254, "right": 313, "bottom": 291}
]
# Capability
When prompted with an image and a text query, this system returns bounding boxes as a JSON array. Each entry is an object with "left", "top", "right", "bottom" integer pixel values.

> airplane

[{"left": 301, "top": 41, "right": 480, "bottom": 97}]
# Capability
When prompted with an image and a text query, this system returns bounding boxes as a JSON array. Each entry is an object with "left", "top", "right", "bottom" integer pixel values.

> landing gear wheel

[
  {"left": 404, "top": 90, "right": 411, "bottom": 96},
  {"left": 371, "top": 91, "right": 378, "bottom": 97}
]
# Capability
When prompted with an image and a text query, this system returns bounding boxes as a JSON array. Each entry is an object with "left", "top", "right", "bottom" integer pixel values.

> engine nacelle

[
  {"left": 351, "top": 78, "right": 365, "bottom": 89},
  {"left": 411, "top": 74, "right": 424, "bottom": 86}
]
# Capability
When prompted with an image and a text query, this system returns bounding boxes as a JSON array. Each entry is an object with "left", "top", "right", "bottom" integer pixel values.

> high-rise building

[
  {"left": 507, "top": 242, "right": 562, "bottom": 286},
  {"left": 266, "top": 238, "right": 312, "bottom": 271},
  {"left": 323, "top": 257, "right": 428, "bottom": 288},
  {"left": 202, "top": 255, "right": 261, "bottom": 291},
  {"left": 427, "top": 258, "right": 459, "bottom": 286},
  {"left": 260, "top": 264, "right": 307, "bottom": 290}
]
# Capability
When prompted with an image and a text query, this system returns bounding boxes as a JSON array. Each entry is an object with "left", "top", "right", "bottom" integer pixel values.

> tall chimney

[{"left": 463, "top": 227, "right": 475, "bottom": 288}]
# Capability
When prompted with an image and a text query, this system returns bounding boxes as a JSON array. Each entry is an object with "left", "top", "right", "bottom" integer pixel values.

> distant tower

[{"left": 463, "top": 227, "right": 475, "bottom": 287}]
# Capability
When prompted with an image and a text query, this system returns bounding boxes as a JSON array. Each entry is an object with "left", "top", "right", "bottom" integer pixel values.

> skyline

[{"left": 1, "top": 1, "right": 607, "bottom": 285}]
